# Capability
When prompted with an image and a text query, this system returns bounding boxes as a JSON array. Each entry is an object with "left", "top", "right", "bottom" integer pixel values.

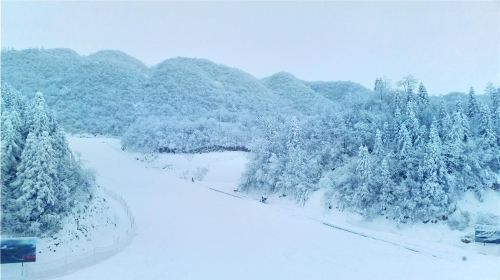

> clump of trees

[
  {"left": 242, "top": 77, "right": 499, "bottom": 223},
  {"left": 1, "top": 85, "right": 94, "bottom": 236}
]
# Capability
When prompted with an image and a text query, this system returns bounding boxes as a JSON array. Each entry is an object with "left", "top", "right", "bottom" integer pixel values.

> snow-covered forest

[
  {"left": 1, "top": 85, "right": 95, "bottom": 236},
  {"left": 241, "top": 79, "right": 499, "bottom": 225},
  {"left": 2, "top": 49, "right": 499, "bottom": 227},
  {"left": 2, "top": 0, "right": 499, "bottom": 278}
]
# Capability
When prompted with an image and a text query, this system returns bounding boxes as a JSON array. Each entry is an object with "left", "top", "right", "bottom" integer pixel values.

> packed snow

[{"left": 10, "top": 136, "right": 492, "bottom": 280}]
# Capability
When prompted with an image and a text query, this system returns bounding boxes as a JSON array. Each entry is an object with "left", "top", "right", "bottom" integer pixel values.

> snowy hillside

[
  {"left": 20, "top": 136, "right": 496, "bottom": 280},
  {"left": 1, "top": 49, "right": 371, "bottom": 152},
  {"left": 262, "top": 72, "right": 337, "bottom": 115}
]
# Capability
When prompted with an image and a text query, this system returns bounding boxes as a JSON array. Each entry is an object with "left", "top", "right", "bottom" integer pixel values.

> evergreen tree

[
  {"left": 418, "top": 120, "right": 449, "bottom": 220},
  {"left": 467, "top": 87, "right": 479, "bottom": 118},
  {"left": 382, "top": 121, "right": 392, "bottom": 147},
  {"left": 12, "top": 130, "right": 60, "bottom": 235},
  {"left": 354, "top": 145, "right": 374, "bottom": 213},
  {"left": 393, "top": 106, "right": 403, "bottom": 146},
  {"left": 478, "top": 104, "right": 496, "bottom": 148},
  {"left": 486, "top": 84, "right": 500, "bottom": 145},
  {"left": 377, "top": 155, "right": 396, "bottom": 216},
  {"left": 443, "top": 110, "right": 467, "bottom": 191},
  {"left": 417, "top": 82, "right": 429, "bottom": 106},
  {"left": 397, "top": 124, "right": 413, "bottom": 179},
  {"left": 373, "top": 129, "right": 384, "bottom": 156},
  {"left": 374, "top": 78, "right": 384, "bottom": 100},
  {"left": 1, "top": 112, "right": 23, "bottom": 186},
  {"left": 405, "top": 101, "right": 420, "bottom": 144},
  {"left": 439, "top": 108, "right": 453, "bottom": 142},
  {"left": 454, "top": 101, "right": 470, "bottom": 142},
  {"left": 393, "top": 91, "right": 404, "bottom": 113},
  {"left": 485, "top": 83, "right": 499, "bottom": 113},
  {"left": 50, "top": 127, "right": 72, "bottom": 210}
]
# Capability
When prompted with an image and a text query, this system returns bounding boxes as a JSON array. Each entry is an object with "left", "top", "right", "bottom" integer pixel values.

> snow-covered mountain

[{"left": 1, "top": 48, "right": 370, "bottom": 151}]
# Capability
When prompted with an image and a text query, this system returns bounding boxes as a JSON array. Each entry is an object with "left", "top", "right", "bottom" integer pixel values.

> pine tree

[
  {"left": 405, "top": 101, "right": 420, "bottom": 144},
  {"left": 279, "top": 117, "right": 315, "bottom": 201},
  {"left": 1, "top": 112, "right": 23, "bottom": 185},
  {"left": 406, "top": 84, "right": 415, "bottom": 106},
  {"left": 486, "top": 84, "right": 500, "bottom": 145},
  {"left": 354, "top": 145, "right": 374, "bottom": 213},
  {"left": 418, "top": 120, "right": 449, "bottom": 220},
  {"left": 444, "top": 111, "right": 466, "bottom": 180},
  {"left": 373, "top": 129, "right": 384, "bottom": 156},
  {"left": 485, "top": 83, "right": 499, "bottom": 112},
  {"left": 374, "top": 78, "right": 383, "bottom": 100},
  {"left": 12, "top": 130, "right": 61, "bottom": 235},
  {"left": 382, "top": 121, "right": 392, "bottom": 147},
  {"left": 377, "top": 156, "right": 396, "bottom": 216},
  {"left": 9, "top": 92, "right": 68, "bottom": 235},
  {"left": 417, "top": 82, "right": 429, "bottom": 106},
  {"left": 374, "top": 78, "right": 389, "bottom": 101},
  {"left": 454, "top": 101, "right": 470, "bottom": 142},
  {"left": 397, "top": 124, "right": 413, "bottom": 179},
  {"left": 50, "top": 127, "right": 72, "bottom": 210},
  {"left": 478, "top": 104, "right": 496, "bottom": 148},
  {"left": 439, "top": 108, "right": 453, "bottom": 142},
  {"left": 393, "top": 106, "right": 403, "bottom": 146},
  {"left": 467, "top": 87, "right": 479, "bottom": 118},
  {"left": 393, "top": 91, "right": 404, "bottom": 113},
  {"left": 0, "top": 111, "right": 25, "bottom": 230},
  {"left": 1, "top": 84, "right": 24, "bottom": 113}
]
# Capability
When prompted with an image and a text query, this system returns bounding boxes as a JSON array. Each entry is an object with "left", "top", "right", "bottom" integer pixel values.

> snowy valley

[
  {"left": 1, "top": 2, "right": 500, "bottom": 279},
  {"left": 4, "top": 137, "right": 499, "bottom": 279}
]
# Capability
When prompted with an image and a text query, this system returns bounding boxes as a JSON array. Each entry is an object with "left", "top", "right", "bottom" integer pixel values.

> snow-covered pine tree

[
  {"left": 0, "top": 111, "right": 25, "bottom": 230},
  {"left": 393, "top": 91, "right": 404, "bottom": 114},
  {"left": 281, "top": 117, "right": 317, "bottom": 202},
  {"left": 49, "top": 126, "right": 72, "bottom": 211},
  {"left": 438, "top": 103, "right": 452, "bottom": 140},
  {"left": 12, "top": 130, "right": 60, "bottom": 235},
  {"left": 373, "top": 129, "right": 384, "bottom": 156},
  {"left": 486, "top": 84, "right": 500, "bottom": 145},
  {"left": 454, "top": 101, "right": 470, "bottom": 142},
  {"left": 1, "top": 111, "right": 23, "bottom": 186},
  {"left": 441, "top": 108, "right": 469, "bottom": 193},
  {"left": 467, "top": 87, "right": 479, "bottom": 118},
  {"left": 374, "top": 78, "right": 383, "bottom": 99},
  {"left": 374, "top": 78, "right": 389, "bottom": 101},
  {"left": 405, "top": 101, "right": 420, "bottom": 144},
  {"left": 478, "top": 104, "right": 496, "bottom": 148},
  {"left": 397, "top": 124, "right": 413, "bottom": 179},
  {"left": 417, "top": 82, "right": 429, "bottom": 106},
  {"left": 354, "top": 145, "right": 375, "bottom": 214},
  {"left": 485, "top": 83, "right": 499, "bottom": 113},
  {"left": 382, "top": 121, "right": 392, "bottom": 147},
  {"left": 392, "top": 106, "right": 403, "bottom": 148},
  {"left": 418, "top": 120, "right": 450, "bottom": 220},
  {"left": 377, "top": 155, "right": 396, "bottom": 216}
]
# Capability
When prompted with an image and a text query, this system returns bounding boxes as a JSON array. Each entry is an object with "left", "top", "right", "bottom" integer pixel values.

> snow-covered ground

[
  {"left": 16, "top": 136, "right": 498, "bottom": 280},
  {"left": 2, "top": 177, "right": 134, "bottom": 280}
]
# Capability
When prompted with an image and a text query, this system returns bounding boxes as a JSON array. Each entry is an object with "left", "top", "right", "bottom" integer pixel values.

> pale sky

[{"left": 1, "top": 1, "right": 499, "bottom": 94}]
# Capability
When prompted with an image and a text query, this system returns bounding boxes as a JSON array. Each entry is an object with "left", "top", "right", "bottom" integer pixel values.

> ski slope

[{"left": 52, "top": 137, "right": 498, "bottom": 280}]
